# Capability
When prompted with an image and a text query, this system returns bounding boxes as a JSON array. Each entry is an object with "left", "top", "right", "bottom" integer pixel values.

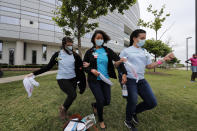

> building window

[
  {"left": 55, "top": 26, "right": 63, "bottom": 32},
  {"left": 0, "top": 41, "right": 2, "bottom": 59},
  {"left": 42, "top": 45, "right": 47, "bottom": 61},
  {"left": 0, "top": 16, "right": 20, "bottom": 25},
  {"left": 21, "top": 10, "right": 38, "bottom": 17},
  {"left": 39, "top": 14, "right": 52, "bottom": 20},
  {"left": 41, "top": 0, "right": 55, "bottom": 4},
  {"left": 0, "top": 6, "right": 20, "bottom": 13},
  {"left": 84, "top": 33, "right": 92, "bottom": 39},
  {"left": 24, "top": 42, "right": 27, "bottom": 60},
  {"left": 39, "top": 23, "right": 54, "bottom": 31}
]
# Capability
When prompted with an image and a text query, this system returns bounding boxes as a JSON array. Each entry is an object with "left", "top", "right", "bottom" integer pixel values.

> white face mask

[
  {"left": 137, "top": 39, "right": 145, "bottom": 47},
  {"left": 95, "top": 39, "right": 104, "bottom": 46},
  {"left": 67, "top": 46, "right": 73, "bottom": 50},
  {"left": 64, "top": 45, "right": 73, "bottom": 54}
]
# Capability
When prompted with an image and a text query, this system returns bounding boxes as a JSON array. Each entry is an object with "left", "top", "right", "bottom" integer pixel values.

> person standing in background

[{"left": 185, "top": 54, "right": 197, "bottom": 82}]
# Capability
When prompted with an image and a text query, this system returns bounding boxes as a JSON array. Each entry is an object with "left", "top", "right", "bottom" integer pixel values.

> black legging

[
  {"left": 57, "top": 78, "right": 77, "bottom": 111},
  {"left": 191, "top": 72, "right": 197, "bottom": 81},
  {"left": 88, "top": 81, "right": 111, "bottom": 122}
]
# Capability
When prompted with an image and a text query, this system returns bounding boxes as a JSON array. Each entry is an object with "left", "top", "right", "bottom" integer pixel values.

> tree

[
  {"left": 53, "top": 0, "right": 136, "bottom": 57},
  {"left": 138, "top": 4, "right": 171, "bottom": 72},
  {"left": 166, "top": 57, "right": 180, "bottom": 65},
  {"left": 138, "top": 4, "right": 170, "bottom": 41},
  {"left": 143, "top": 39, "right": 172, "bottom": 72}
]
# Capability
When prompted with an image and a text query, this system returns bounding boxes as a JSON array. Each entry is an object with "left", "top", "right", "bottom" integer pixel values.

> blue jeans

[
  {"left": 88, "top": 80, "right": 111, "bottom": 122},
  {"left": 126, "top": 78, "right": 157, "bottom": 121}
]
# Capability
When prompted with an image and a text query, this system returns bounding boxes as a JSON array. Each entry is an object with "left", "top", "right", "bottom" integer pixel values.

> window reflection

[
  {"left": 39, "top": 23, "right": 54, "bottom": 31},
  {"left": 0, "top": 16, "right": 20, "bottom": 25},
  {"left": 100, "top": 17, "right": 123, "bottom": 31},
  {"left": 41, "top": 0, "right": 55, "bottom": 4},
  {"left": 55, "top": 26, "right": 63, "bottom": 32},
  {"left": 0, "top": 6, "right": 20, "bottom": 13},
  {"left": 21, "top": 11, "right": 38, "bottom": 17},
  {"left": 39, "top": 14, "right": 52, "bottom": 20}
]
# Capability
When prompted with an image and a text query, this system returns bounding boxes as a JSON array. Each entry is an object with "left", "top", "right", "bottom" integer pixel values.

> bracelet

[{"left": 157, "top": 60, "right": 163, "bottom": 65}]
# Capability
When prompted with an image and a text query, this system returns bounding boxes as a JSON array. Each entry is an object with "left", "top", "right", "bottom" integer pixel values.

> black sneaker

[
  {"left": 124, "top": 120, "right": 135, "bottom": 129},
  {"left": 132, "top": 114, "right": 139, "bottom": 125}
]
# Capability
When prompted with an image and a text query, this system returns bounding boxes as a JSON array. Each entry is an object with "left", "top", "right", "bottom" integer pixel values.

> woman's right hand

[
  {"left": 120, "top": 57, "right": 127, "bottom": 63},
  {"left": 91, "top": 69, "right": 100, "bottom": 77},
  {"left": 83, "top": 62, "right": 90, "bottom": 68},
  {"left": 25, "top": 73, "right": 33, "bottom": 78}
]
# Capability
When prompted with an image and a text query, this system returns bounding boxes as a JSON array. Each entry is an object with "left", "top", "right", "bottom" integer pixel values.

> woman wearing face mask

[
  {"left": 25, "top": 36, "right": 86, "bottom": 120},
  {"left": 185, "top": 54, "right": 197, "bottom": 82},
  {"left": 118, "top": 29, "right": 174, "bottom": 129},
  {"left": 83, "top": 30, "right": 127, "bottom": 130}
]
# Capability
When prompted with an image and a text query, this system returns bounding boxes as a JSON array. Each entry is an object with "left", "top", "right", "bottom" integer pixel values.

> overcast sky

[{"left": 138, "top": 0, "right": 196, "bottom": 64}]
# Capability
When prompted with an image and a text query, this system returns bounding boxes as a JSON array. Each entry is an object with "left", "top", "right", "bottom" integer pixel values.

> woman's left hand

[
  {"left": 121, "top": 74, "right": 127, "bottom": 84},
  {"left": 164, "top": 53, "right": 175, "bottom": 61},
  {"left": 83, "top": 62, "right": 90, "bottom": 68}
]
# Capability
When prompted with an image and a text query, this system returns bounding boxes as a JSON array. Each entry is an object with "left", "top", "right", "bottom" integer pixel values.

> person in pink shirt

[{"left": 185, "top": 54, "right": 197, "bottom": 82}]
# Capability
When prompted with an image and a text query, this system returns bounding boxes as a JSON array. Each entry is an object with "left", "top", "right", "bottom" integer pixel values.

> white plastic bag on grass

[
  {"left": 64, "top": 114, "right": 96, "bottom": 131},
  {"left": 81, "top": 114, "right": 96, "bottom": 129},
  {"left": 64, "top": 118, "right": 86, "bottom": 131},
  {"left": 23, "top": 75, "right": 39, "bottom": 98}
]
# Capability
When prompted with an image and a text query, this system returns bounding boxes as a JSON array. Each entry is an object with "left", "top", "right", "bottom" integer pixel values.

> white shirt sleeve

[
  {"left": 119, "top": 49, "right": 127, "bottom": 58},
  {"left": 145, "top": 50, "right": 152, "bottom": 65}
]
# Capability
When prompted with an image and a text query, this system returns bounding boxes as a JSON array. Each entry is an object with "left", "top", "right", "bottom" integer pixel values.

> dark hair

[
  {"left": 62, "top": 36, "right": 73, "bottom": 54},
  {"left": 91, "top": 30, "right": 111, "bottom": 46},
  {"left": 130, "top": 29, "right": 146, "bottom": 46}
]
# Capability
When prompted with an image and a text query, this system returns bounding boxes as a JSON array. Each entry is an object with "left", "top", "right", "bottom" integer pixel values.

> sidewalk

[
  {"left": 0, "top": 70, "right": 57, "bottom": 84},
  {"left": 176, "top": 67, "right": 189, "bottom": 70}
]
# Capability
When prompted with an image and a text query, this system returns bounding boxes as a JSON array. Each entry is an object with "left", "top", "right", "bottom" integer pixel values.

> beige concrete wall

[
  {"left": 0, "top": 40, "right": 60, "bottom": 65},
  {"left": 0, "top": 41, "right": 16, "bottom": 64},
  {"left": 15, "top": 41, "right": 24, "bottom": 65},
  {"left": 24, "top": 43, "right": 60, "bottom": 65}
]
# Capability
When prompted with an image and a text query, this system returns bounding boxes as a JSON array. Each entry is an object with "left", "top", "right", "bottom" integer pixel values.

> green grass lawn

[
  {"left": 0, "top": 69, "right": 197, "bottom": 131},
  {"left": 1, "top": 71, "right": 32, "bottom": 78}
]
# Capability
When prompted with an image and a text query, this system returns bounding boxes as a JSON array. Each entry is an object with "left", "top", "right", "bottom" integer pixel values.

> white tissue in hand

[
  {"left": 29, "top": 76, "right": 39, "bottom": 87},
  {"left": 99, "top": 73, "right": 113, "bottom": 86},
  {"left": 124, "top": 60, "right": 139, "bottom": 83},
  {"left": 23, "top": 75, "right": 39, "bottom": 98}
]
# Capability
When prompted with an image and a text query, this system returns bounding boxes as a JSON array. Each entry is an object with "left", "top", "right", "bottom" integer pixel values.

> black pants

[
  {"left": 191, "top": 72, "right": 197, "bottom": 81},
  {"left": 57, "top": 78, "right": 77, "bottom": 111},
  {"left": 88, "top": 80, "right": 111, "bottom": 122}
]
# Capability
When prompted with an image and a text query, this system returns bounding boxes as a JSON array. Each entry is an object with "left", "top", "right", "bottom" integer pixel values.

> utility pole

[
  {"left": 195, "top": 0, "right": 197, "bottom": 54},
  {"left": 186, "top": 37, "right": 192, "bottom": 71}
]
